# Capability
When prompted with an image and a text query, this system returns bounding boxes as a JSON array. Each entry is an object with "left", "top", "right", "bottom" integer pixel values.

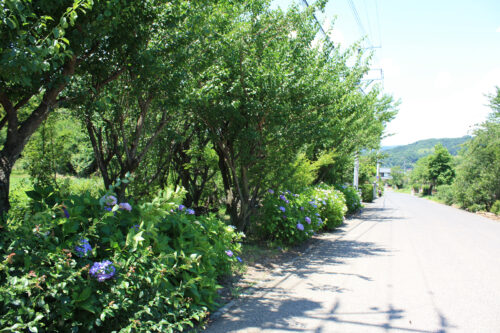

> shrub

[
  {"left": 435, "top": 185, "right": 455, "bottom": 205},
  {"left": 336, "top": 185, "right": 362, "bottom": 214},
  {"left": 361, "top": 184, "right": 374, "bottom": 202},
  {"left": 467, "top": 203, "right": 486, "bottom": 213},
  {"left": 0, "top": 186, "right": 242, "bottom": 332},
  {"left": 257, "top": 190, "right": 319, "bottom": 245},
  {"left": 491, "top": 200, "right": 500, "bottom": 215},
  {"left": 307, "top": 185, "right": 347, "bottom": 230},
  {"left": 256, "top": 185, "right": 347, "bottom": 245}
]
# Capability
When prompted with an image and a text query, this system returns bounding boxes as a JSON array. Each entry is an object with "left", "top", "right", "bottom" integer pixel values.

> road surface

[{"left": 205, "top": 191, "right": 500, "bottom": 332}]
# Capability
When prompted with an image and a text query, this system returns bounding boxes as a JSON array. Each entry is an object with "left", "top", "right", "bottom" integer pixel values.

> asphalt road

[{"left": 205, "top": 191, "right": 500, "bottom": 332}]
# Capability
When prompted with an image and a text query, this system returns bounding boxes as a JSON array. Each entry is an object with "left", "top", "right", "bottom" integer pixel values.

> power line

[{"left": 300, "top": 0, "right": 329, "bottom": 43}]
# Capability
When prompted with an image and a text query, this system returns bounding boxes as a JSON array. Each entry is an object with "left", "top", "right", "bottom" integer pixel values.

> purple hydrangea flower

[
  {"left": 89, "top": 260, "right": 116, "bottom": 282},
  {"left": 268, "top": 189, "right": 274, "bottom": 194},
  {"left": 236, "top": 256, "right": 243, "bottom": 263},
  {"left": 104, "top": 206, "right": 112, "bottom": 212},
  {"left": 315, "top": 213, "right": 320, "bottom": 217},
  {"left": 279, "top": 195, "right": 287, "bottom": 202},
  {"left": 312, "top": 204, "right": 317, "bottom": 208},
  {"left": 282, "top": 215, "right": 287, "bottom": 219},
  {"left": 186, "top": 208, "right": 195, "bottom": 215},
  {"left": 309, "top": 200, "right": 315, "bottom": 205},
  {"left": 103, "top": 195, "right": 117, "bottom": 206},
  {"left": 119, "top": 202, "right": 132, "bottom": 211},
  {"left": 300, "top": 206, "right": 304, "bottom": 211},
  {"left": 305, "top": 216, "right": 311, "bottom": 224},
  {"left": 279, "top": 206, "right": 286, "bottom": 212},
  {"left": 296, "top": 223, "right": 304, "bottom": 231},
  {"left": 131, "top": 224, "right": 140, "bottom": 231},
  {"left": 75, "top": 239, "right": 92, "bottom": 257},
  {"left": 317, "top": 218, "right": 323, "bottom": 225},
  {"left": 225, "top": 250, "right": 233, "bottom": 257},
  {"left": 178, "top": 204, "right": 185, "bottom": 211},
  {"left": 63, "top": 207, "right": 70, "bottom": 218}
]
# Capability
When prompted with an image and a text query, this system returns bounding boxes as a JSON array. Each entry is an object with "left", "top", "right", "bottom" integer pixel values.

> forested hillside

[{"left": 382, "top": 136, "right": 471, "bottom": 168}]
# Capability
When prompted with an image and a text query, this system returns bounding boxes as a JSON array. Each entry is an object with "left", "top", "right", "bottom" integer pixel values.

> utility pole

[{"left": 353, "top": 154, "right": 359, "bottom": 190}]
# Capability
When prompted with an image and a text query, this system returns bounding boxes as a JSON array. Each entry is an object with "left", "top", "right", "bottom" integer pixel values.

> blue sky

[{"left": 272, "top": 0, "right": 500, "bottom": 146}]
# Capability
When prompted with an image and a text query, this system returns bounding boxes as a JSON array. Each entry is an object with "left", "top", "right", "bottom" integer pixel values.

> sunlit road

[{"left": 205, "top": 191, "right": 500, "bottom": 332}]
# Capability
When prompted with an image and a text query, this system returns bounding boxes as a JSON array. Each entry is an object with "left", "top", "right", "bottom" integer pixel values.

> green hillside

[{"left": 382, "top": 136, "right": 471, "bottom": 168}]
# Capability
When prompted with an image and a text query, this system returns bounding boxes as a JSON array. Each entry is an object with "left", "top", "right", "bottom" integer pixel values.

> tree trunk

[{"left": 0, "top": 154, "right": 13, "bottom": 217}]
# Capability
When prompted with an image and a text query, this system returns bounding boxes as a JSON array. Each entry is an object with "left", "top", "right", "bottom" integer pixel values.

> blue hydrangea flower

[
  {"left": 236, "top": 256, "right": 243, "bottom": 263},
  {"left": 186, "top": 208, "right": 195, "bottom": 215},
  {"left": 279, "top": 195, "right": 287, "bottom": 202},
  {"left": 62, "top": 207, "right": 70, "bottom": 218},
  {"left": 104, "top": 206, "right": 112, "bottom": 212},
  {"left": 317, "top": 218, "right": 323, "bottom": 225},
  {"left": 300, "top": 206, "right": 304, "bottom": 211},
  {"left": 103, "top": 195, "right": 117, "bottom": 206},
  {"left": 305, "top": 216, "right": 311, "bottom": 224},
  {"left": 119, "top": 202, "right": 132, "bottom": 211},
  {"left": 296, "top": 223, "right": 304, "bottom": 231},
  {"left": 279, "top": 206, "right": 286, "bottom": 212},
  {"left": 131, "top": 224, "right": 140, "bottom": 231},
  {"left": 225, "top": 250, "right": 233, "bottom": 257},
  {"left": 315, "top": 213, "right": 320, "bottom": 217},
  {"left": 89, "top": 260, "right": 116, "bottom": 282},
  {"left": 322, "top": 200, "right": 327, "bottom": 205},
  {"left": 178, "top": 204, "right": 185, "bottom": 211},
  {"left": 268, "top": 189, "right": 274, "bottom": 194},
  {"left": 309, "top": 200, "right": 315, "bottom": 205},
  {"left": 75, "top": 239, "right": 92, "bottom": 257}
]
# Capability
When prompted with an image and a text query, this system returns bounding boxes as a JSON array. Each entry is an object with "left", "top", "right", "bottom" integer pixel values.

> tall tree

[
  {"left": 453, "top": 87, "right": 500, "bottom": 210},
  {"left": 0, "top": 0, "right": 159, "bottom": 214}
]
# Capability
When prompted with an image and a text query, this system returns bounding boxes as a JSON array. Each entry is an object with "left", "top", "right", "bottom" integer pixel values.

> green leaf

[
  {"left": 25, "top": 191, "right": 42, "bottom": 201},
  {"left": 7, "top": 17, "right": 17, "bottom": 29},
  {"left": 76, "top": 287, "right": 92, "bottom": 302}
]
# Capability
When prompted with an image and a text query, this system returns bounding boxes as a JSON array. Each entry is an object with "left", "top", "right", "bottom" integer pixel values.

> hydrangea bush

[
  {"left": 0, "top": 186, "right": 242, "bottom": 332},
  {"left": 257, "top": 185, "right": 348, "bottom": 245},
  {"left": 336, "top": 185, "right": 362, "bottom": 214},
  {"left": 306, "top": 185, "right": 347, "bottom": 230}
]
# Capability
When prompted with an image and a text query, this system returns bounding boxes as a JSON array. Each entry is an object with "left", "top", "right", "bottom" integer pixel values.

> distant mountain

[{"left": 381, "top": 136, "right": 471, "bottom": 168}]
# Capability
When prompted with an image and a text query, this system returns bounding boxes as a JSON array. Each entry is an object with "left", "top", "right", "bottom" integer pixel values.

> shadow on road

[{"left": 206, "top": 236, "right": 391, "bottom": 332}]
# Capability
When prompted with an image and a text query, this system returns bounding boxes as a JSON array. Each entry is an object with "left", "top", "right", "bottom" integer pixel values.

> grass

[{"left": 390, "top": 187, "right": 412, "bottom": 194}]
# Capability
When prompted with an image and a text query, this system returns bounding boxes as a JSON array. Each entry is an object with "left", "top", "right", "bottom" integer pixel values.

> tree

[
  {"left": 389, "top": 166, "right": 405, "bottom": 188},
  {"left": 427, "top": 144, "right": 455, "bottom": 188},
  {"left": 0, "top": 0, "right": 160, "bottom": 214},
  {"left": 453, "top": 87, "right": 500, "bottom": 211}
]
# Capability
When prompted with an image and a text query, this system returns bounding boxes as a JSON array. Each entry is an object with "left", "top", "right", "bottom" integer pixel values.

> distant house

[{"left": 379, "top": 167, "right": 392, "bottom": 180}]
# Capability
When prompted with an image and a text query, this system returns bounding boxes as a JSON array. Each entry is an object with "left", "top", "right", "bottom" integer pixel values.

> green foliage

[
  {"left": 256, "top": 185, "right": 347, "bottom": 245},
  {"left": 389, "top": 166, "right": 405, "bottom": 188},
  {"left": 427, "top": 144, "right": 455, "bottom": 186},
  {"left": 22, "top": 110, "right": 93, "bottom": 184},
  {"left": 490, "top": 200, "right": 500, "bottom": 215},
  {"left": 361, "top": 184, "right": 374, "bottom": 202},
  {"left": 452, "top": 89, "right": 500, "bottom": 212},
  {"left": 336, "top": 185, "right": 362, "bottom": 214},
  {"left": 307, "top": 185, "right": 347, "bottom": 230},
  {"left": 435, "top": 185, "right": 455, "bottom": 205},
  {"left": 0, "top": 186, "right": 242, "bottom": 332}
]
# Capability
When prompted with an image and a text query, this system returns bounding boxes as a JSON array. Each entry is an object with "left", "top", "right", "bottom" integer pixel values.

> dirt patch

[{"left": 476, "top": 211, "right": 500, "bottom": 222}]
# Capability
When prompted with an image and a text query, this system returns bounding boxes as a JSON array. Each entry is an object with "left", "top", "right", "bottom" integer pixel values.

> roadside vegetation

[
  {"left": 387, "top": 87, "right": 500, "bottom": 216},
  {"left": 0, "top": 1, "right": 395, "bottom": 331}
]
